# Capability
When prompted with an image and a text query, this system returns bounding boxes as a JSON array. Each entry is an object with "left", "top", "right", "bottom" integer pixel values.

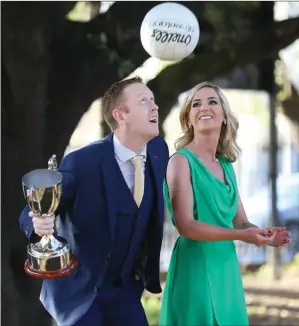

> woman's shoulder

[
  {"left": 169, "top": 148, "right": 196, "bottom": 167},
  {"left": 168, "top": 150, "right": 190, "bottom": 170}
]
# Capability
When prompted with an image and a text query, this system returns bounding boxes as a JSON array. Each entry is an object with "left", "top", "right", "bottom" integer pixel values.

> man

[{"left": 19, "top": 77, "right": 169, "bottom": 326}]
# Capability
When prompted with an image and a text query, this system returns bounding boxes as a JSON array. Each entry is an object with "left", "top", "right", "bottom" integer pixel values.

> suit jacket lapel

[{"left": 99, "top": 133, "right": 117, "bottom": 241}]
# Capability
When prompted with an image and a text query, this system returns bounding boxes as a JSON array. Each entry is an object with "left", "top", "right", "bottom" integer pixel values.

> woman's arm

[
  {"left": 233, "top": 191, "right": 290, "bottom": 247},
  {"left": 166, "top": 154, "right": 270, "bottom": 245}
]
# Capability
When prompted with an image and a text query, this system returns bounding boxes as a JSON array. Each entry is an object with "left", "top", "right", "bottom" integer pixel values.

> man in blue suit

[{"left": 19, "top": 77, "right": 169, "bottom": 326}]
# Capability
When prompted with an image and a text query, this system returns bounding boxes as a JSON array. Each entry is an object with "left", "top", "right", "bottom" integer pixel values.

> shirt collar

[{"left": 113, "top": 134, "right": 147, "bottom": 164}]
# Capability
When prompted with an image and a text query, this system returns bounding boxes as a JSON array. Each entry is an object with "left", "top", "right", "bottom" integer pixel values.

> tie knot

[{"left": 131, "top": 155, "right": 144, "bottom": 168}]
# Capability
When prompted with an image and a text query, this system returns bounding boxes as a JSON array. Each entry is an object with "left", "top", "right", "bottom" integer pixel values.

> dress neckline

[{"left": 180, "top": 148, "right": 229, "bottom": 187}]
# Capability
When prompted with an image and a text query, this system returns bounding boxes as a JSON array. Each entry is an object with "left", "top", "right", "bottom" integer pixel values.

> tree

[{"left": 2, "top": 2, "right": 299, "bottom": 325}]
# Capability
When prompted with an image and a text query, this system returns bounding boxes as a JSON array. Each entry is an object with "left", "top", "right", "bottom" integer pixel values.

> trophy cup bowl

[{"left": 22, "top": 155, "right": 77, "bottom": 279}]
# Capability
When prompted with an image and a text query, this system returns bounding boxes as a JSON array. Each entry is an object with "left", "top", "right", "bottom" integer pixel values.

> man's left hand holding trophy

[{"left": 30, "top": 211, "right": 56, "bottom": 238}]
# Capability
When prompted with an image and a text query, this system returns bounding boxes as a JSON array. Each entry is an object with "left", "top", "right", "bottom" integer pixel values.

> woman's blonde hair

[{"left": 175, "top": 81, "right": 241, "bottom": 162}]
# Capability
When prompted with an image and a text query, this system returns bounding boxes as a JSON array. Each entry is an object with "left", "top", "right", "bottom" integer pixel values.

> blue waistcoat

[{"left": 103, "top": 160, "right": 154, "bottom": 285}]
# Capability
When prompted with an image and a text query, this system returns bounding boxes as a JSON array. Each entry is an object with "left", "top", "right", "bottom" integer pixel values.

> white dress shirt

[{"left": 113, "top": 135, "right": 147, "bottom": 193}]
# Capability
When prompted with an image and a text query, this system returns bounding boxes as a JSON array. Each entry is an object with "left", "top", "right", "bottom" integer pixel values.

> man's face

[{"left": 115, "top": 83, "right": 159, "bottom": 141}]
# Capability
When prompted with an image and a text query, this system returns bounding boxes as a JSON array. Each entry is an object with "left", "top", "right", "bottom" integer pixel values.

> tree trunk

[
  {"left": 255, "top": 1, "right": 282, "bottom": 280},
  {"left": 2, "top": 3, "right": 54, "bottom": 325}
]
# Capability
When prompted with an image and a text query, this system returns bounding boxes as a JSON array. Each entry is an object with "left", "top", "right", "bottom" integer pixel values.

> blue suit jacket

[{"left": 19, "top": 133, "right": 169, "bottom": 325}]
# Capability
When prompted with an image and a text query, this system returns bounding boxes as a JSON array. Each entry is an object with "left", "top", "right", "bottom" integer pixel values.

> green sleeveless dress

[{"left": 159, "top": 148, "right": 249, "bottom": 326}]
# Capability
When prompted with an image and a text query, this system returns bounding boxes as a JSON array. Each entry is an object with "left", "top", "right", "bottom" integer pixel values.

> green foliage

[
  {"left": 204, "top": 2, "right": 260, "bottom": 50},
  {"left": 100, "top": 32, "right": 108, "bottom": 45},
  {"left": 67, "top": 2, "right": 91, "bottom": 22},
  {"left": 275, "top": 59, "right": 288, "bottom": 103},
  {"left": 67, "top": 1, "right": 100, "bottom": 22},
  {"left": 142, "top": 297, "right": 161, "bottom": 326},
  {"left": 118, "top": 60, "right": 136, "bottom": 79},
  {"left": 87, "top": 33, "right": 109, "bottom": 51}
]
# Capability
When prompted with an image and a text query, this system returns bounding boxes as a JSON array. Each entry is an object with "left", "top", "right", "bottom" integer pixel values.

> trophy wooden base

[{"left": 24, "top": 254, "right": 78, "bottom": 280}]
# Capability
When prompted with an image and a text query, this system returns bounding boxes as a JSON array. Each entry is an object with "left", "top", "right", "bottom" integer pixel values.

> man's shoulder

[
  {"left": 148, "top": 136, "right": 169, "bottom": 163},
  {"left": 63, "top": 134, "right": 112, "bottom": 164},
  {"left": 65, "top": 140, "right": 102, "bottom": 158},
  {"left": 148, "top": 135, "right": 168, "bottom": 149}
]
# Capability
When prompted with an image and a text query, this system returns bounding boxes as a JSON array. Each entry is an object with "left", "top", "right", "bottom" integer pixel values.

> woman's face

[{"left": 188, "top": 87, "right": 225, "bottom": 134}]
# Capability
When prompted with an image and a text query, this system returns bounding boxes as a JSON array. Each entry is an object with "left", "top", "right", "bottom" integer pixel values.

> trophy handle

[{"left": 48, "top": 155, "right": 58, "bottom": 171}]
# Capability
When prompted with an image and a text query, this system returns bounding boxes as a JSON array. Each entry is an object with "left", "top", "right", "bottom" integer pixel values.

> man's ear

[{"left": 112, "top": 108, "right": 126, "bottom": 127}]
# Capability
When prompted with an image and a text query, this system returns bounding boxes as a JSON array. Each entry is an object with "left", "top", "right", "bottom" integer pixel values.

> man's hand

[{"left": 29, "top": 211, "right": 55, "bottom": 236}]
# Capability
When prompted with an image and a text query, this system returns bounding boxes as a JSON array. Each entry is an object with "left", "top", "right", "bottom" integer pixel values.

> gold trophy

[{"left": 22, "top": 155, "right": 77, "bottom": 279}]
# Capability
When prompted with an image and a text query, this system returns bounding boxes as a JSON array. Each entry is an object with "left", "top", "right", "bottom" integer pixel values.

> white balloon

[{"left": 140, "top": 2, "right": 200, "bottom": 62}]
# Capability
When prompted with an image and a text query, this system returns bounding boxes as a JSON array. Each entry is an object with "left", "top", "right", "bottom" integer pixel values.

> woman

[{"left": 159, "top": 82, "right": 291, "bottom": 326}]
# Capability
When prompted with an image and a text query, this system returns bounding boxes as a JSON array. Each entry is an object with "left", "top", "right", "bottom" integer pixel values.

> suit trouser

[{"left": 73, "top": 279, "right": 148, "bottom": 326}]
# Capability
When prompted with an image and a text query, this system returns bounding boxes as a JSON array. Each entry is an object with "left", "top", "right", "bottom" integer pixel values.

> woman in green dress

[{"left": 160, "top": 82, "right": 291, "bottom": 326}]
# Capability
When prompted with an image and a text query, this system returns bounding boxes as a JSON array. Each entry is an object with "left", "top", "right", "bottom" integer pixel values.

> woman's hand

[
  {"left": 240, "top": 227, "right": 273, "bottom": 247},
  {"left": 264, "top": 227, "right": 291, "bottom": 248}
]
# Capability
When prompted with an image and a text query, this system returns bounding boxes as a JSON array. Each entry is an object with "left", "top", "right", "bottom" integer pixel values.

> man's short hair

[{"left": 102, "top": 76, "right": 143, "bottom": 130}]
